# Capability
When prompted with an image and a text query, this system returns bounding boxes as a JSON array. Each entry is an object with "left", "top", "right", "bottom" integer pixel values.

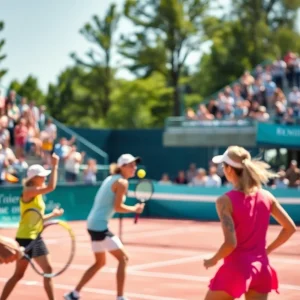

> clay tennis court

[{"left": 0, "top": 218, "right": 299, "bottom": 299}]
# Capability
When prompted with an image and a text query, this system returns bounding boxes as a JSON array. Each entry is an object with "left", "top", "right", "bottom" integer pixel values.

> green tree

[
  {"left": 191, "top": 0, "right": 300, "bottom": 97},
  {"left": 71, "top": 3, "right": 120, "bottom": 118},
  {"left": 107, "top": 73, "right": 173, "bottom": 128},
  {"left": 0, "top": 21, "right": 7, "bottom": 79},
  {"left": 8, "top": 76, "right": 44, "bottom": 104},
  {"left": 18, "top": 75, "right": 44, "bottom": 104},
  {"left": 121, "top": 0, "right": 209, "bottom": 116}
]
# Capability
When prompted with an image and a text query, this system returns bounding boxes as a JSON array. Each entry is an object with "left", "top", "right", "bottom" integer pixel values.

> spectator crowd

[
  {"left": 186, "top": 51, "right": 300, "bottom": 125},
  {"left": 159, "top": 159, "right": 300, "bottom": 189},
  {"left": 0, "top": 89, "right": 98, "bottom": 185}
]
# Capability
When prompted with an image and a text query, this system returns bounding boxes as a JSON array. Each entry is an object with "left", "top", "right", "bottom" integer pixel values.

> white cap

[
  {"left": 26, "top": 164, "right": 52, "bottom": 181},
  {"left": 212, "top": 150, "right": 243, "bottom": 169},
  {"left": 117, "top": 154, "right": 141, "bottom": 167}
]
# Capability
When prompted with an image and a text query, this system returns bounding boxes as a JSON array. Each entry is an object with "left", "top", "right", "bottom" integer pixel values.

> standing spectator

[
  {"left": 284, "top": 51, "right": 297, "bottom": 88},
  {"left": 205, "top": 166, "right": 222, "bottom": 187},
  {"left": 285, "top": 160, "right": 300, "bottom": 188},
  {"left": 174, "top": 170, "right": 188, "bottom": 184},
  {"left": 294, "top": 55, "right": 300, "bottom": 88},
  {"left": 64, "top": 146, "right": 85, "bottom": 182},
  {"left": 264, "top": 75, "right": 276, "bottom": 109},
  {"left": 39, "top": 105, "right": 47, "bottom": 130},
  {"left": 14, "top": 118, "right": 28, "bottom": 158},
  {"left": 18, "top": 97, "right": 29, "bottom": 116},
  {"left": 6, "top": 101, "right": 20, "bottom": 147},
  {"left": 0, "top": 90, "right": 5, "bottom": 116},
  {"left": 272, "top": 57, "right": 286, "bottom": 89},
  {"left": 28, "top": 100, "right": 40, "bottom": 126}
]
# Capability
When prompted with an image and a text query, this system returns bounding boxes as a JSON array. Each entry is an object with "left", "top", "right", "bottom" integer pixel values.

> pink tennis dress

[{"left": 209, "top": 190, "right": 279, "bottom": 298}]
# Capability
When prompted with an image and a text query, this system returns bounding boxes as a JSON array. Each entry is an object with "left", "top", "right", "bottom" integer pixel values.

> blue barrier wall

[{"left": 1, "top": 183, "right": 300, "bottom": 227}]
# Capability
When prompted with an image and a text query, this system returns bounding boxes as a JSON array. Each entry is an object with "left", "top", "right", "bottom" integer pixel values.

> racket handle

[{"left": 134, "top": 213, "right": 140, "bottom": 224}]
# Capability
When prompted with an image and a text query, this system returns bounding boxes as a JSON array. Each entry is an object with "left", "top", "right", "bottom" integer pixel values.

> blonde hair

[
  {"left": 109, "top": 163, "right": 121, "bottom": 175},
  {"left": 226, "top": 146, "right": 276, "bottom": 194}
]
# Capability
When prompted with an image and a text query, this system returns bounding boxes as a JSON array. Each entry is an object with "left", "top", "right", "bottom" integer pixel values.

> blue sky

[
  {"left": 0, "top": 0, "right": 207, "bottom": 92},
  {"left": 0, "top": 0, "right": 298, "bottom": 93}
]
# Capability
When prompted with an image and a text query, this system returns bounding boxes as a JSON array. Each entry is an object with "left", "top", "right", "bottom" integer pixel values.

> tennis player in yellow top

[{"left": 0, "top": 153, "right": 64, "bottom": 300}]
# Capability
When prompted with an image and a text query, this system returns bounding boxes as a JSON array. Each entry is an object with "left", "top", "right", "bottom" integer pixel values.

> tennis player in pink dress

[{"left": 203, "top": 146, "right": 297, "bottom": 300}]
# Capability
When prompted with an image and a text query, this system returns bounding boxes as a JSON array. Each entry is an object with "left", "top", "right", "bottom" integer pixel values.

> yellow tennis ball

[{"left": 137, "top": 169, "right": 146, "bottom": 178}]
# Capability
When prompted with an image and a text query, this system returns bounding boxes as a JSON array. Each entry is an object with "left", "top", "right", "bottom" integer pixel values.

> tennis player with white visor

[
  {"left": 212, "top": 149, "right": 245, "bottom": 168},
  {"left": 64, "top": 154, "right": 145, "bottom": 300}
]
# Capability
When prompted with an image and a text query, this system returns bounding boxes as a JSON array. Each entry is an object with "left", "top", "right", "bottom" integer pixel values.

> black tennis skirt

[{"left": 16, "top": 237, "right": 49, "bottom": 258}]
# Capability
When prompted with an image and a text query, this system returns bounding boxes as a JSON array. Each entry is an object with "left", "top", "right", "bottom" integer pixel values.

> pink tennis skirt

[{"left": 209, "top": 257, "right": 279, "bottom": 298}]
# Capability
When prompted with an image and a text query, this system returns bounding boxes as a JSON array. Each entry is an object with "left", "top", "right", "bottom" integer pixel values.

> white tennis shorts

[{"left": 88, "top": 229, "right": 124, "bottom": 253}]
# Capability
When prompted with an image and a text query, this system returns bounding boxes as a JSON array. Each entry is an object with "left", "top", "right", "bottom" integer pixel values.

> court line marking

[
  {"left": 0, "top": 278, "right": 186, "bottom": 300},
  {"left": 73, "top": 242, "right": 300, "bottom": 265},
  {"left": 46, "top": 263, "right": 300, "bottom": 292}
]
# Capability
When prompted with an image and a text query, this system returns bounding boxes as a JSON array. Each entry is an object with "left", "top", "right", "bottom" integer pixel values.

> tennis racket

[
  {"left": 21, "top": 208, "right": 75, "bottom": 278},
  {"left": 134, "top": 180, "right": 154, "bottom": 224}
]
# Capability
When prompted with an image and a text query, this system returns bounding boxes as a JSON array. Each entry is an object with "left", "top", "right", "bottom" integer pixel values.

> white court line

[
  {"left": 128, "top": 255, "right": 208, "bottom": 271},
  {"left": 0, "top": 278, "right": 185, "bottom": 300},
  {"left": 48, "top": 263, "right": 300, "bottom": 292},
  {"left": 74, "top": 241, "right": 300, "bottom": 265}
]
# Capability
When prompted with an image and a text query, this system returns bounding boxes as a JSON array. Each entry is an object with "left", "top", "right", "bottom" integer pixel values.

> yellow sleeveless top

[{"left": 16, "top": 194, "right": 45, "bottom": 239}]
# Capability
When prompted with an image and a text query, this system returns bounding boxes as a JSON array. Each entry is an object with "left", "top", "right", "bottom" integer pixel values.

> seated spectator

[
  {"left": 186, "top": 163, "right": 197, "bottom": 183},
  {"left": 285, "top": 160, "right": 300, "bottom": 188},
  {"left": 207, "top": 99, "right": 219, "bottom": 117},
  {"left": 205, "top": 166, "right": 221, "bottom": 187},
  {"left": 0, "top": 124, "right": 10, "bottom": 146},
  {"left": 274, "top": 101, "right": 286, "bottom": 123},
  {"left": 83, "top": 159, "right": 97, "bottom": 185},
  {"left": 11, "top": 156, "right": 28, "bottom": 180},
  {"left": 0, "top": 140, "right": 16, "bottom": 165},
  {"left": 0, "top": 144, "right": 9, "bottom": 185},
  {"left": 174, "top": 170, "right": 187, "bottom": 184},
  {"left": 274, "top": 170, "right": 289, "bottom": 189},
  {"left": 197, "top": 104, "right": 214, "bottom": 120},
  {"left": 158, "top": 173, "right": 172, "bottom": 185},
  {"left": 190, "top": 168, "right": 207, "bottom": 186},
  {"left": 185, "top": 107, "right": 197, "bottom": 120},
  {"left": 53, "top": 136, "right": 76, "bottom": 164},
  {"left": 283, "top": 107, "right": 296, "bottom": 125},
  {"left": 255, "top": 106, "right": 270, "bottom": 122},
  {"left": 234, "top": 100, "right": 248, "bottom": 119},
  {"left": 288, "top": 86, "right": 300, "bottom": 108}
]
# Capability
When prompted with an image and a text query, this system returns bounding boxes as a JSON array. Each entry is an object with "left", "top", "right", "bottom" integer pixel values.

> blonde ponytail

[
  {"left": 226, "top": 146, "right": 277, "bottom": 194},
  {"left": 238, "top": 159, "right": 276, "bottom": 194},
  {"left": 109, "top": 163, "right": 121, "bottom": 175}
]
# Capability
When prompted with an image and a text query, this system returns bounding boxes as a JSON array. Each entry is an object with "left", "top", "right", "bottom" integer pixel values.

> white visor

[
  {"left": 212, "top": 150, "right": 243, "bottom": 169},
  {"left": 26, "top": 164, "right": 52, "bottom": 181}
]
